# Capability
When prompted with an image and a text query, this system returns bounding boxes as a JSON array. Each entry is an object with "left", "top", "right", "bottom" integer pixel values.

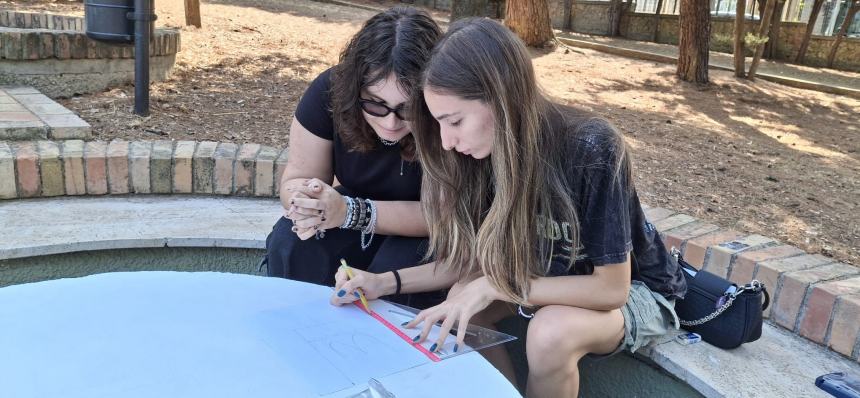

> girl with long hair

[{"left": 330, "top": 18, "right": 687, "bottom": 397}]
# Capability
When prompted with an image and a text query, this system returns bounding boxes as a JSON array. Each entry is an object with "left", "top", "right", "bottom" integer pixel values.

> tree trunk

[
  {"left": 756, "top": 0, "right": 767, "bottom": 19},
  {"left": 734, "top": 0, "right": 748, "bottom": 77},
  {"left": 826, "top": 1, "right": 860, "bottom": 68},
  {"left": 184, "top": 0, "right": 201, "bottom": 28},
  {"left": 795, "top": 0, "right": 824, "bottom": 63},
  {"left": 677, "top": 0, "right": 710, "bottom": 84},
  {"left": 452, "top": 0, "right": 490, "bottom": 21},
  {"left": 504, "top": 0, "right": 554, "bottom": 47},
  {"left": 563, "top": 0, "right": 574, "bottom": 30},
  {"left": 747, "top": 0, "right": 777, "bottom": 80},
  {"left": 764, "top": 0, "right": 786, "bottom": 58},
  {"left": 608, "top": 0, "right": 624, "bottom": 36},
  {"left": 652, "top": 0, "right": 664, "bottom": 42}
]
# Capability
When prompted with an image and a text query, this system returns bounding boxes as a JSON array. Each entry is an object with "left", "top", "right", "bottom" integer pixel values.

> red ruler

[{"left": 353, "top": 301, "right": 441, "bottom": 362}]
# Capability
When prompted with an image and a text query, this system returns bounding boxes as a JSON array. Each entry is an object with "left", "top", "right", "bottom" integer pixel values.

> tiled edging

[
  {"left": 0, "top": 139, "right": 858, "bottom": 364},
  {"left": 0, "top": 140, "right": 288, "bottom": 199},
  {"left": 641, "top": 205, "right": 860, "bottom": 363},
  {"left": 0, "top": 86, "right": 91, "bottom": 140},
  {"left": 0, "top": 10, "right": 86, "bottom": 32}
]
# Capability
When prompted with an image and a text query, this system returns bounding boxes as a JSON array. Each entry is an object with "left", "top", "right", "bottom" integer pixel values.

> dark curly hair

[{"left": 330, "top": 7, "right": 442, "bottom": 160}]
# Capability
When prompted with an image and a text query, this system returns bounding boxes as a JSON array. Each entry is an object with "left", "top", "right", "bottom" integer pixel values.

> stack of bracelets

[{"left": 340, "top": 196, "right": 378, "bottom": 250}]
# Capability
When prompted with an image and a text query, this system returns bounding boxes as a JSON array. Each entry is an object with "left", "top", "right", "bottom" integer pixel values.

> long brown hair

[
  {"left": 412, "top": 18, "right": 631, "bottom": 303},
  {"left": 330, "top": 7, "right": 441, "bottom": 160}
]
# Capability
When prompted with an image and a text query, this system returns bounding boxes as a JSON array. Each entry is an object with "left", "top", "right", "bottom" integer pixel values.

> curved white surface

[
  {"left": 0, "top": 272, "right": 520, "bottom": 398},
  {"left": 0, "top": 196, "right": 282, "bottom": 260}
]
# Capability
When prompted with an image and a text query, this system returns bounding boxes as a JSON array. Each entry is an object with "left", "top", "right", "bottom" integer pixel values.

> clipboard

[{"left": 361, "top": 300, "right": 517, "bottom": 362}]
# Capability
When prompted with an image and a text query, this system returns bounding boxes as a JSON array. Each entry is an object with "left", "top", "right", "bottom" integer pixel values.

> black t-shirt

[
  {"left": 543, "top": 107, "right": 687, "bottom": 300},
  {"left": 294, "top": 69, "right": 421, "bottom": 201}
]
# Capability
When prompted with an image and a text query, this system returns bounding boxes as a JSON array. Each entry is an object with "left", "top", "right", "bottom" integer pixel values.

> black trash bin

[{"left": 85, "top": 0, "right": 135, "bottom": 44}]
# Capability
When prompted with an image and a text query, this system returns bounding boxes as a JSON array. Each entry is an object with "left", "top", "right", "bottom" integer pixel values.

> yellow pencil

[{"left": 340, "top": 259, "right": 371, "bottom": 314}]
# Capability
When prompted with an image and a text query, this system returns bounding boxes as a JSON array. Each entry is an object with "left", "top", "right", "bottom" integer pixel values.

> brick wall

[
  {"left": 0, "top": 140, "right": 288, "bottom": 199},
  {"left": 0, "top": 10, "right": 85, "bottom": 31},
  {"left": 605, "top": 6, "right": 860, "bottom": 72},
  {"left": 0, "top": 11, "right": 180, "bottom": 61},
  {"left": 570, "top": 1, "right": 613, "bottom": 35},
  {"left": 641, "top": 205, "right": 860, "bottom": 363}
]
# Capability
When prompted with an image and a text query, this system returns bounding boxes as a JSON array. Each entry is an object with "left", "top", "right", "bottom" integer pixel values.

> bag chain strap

[{"left": 679, "top": 280, "right": 763, "bottom": 326}]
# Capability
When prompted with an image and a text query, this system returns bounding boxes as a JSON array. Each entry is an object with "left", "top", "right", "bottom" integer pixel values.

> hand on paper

[
  {"left": 403, "top": 276, "right": 502, "bottom": 353},
  {"left": 330, "top": 267, "right": 390, "bottom": 306}
]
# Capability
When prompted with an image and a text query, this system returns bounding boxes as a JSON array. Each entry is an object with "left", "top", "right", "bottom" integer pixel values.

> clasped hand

[{"left": 284, "top": 178, "right": 346, "bottom": 240}]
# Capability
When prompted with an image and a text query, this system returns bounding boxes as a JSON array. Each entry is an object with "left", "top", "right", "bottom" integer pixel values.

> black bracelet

[{"left": 391, "top": 270, "right": 402, "bottom": 295}]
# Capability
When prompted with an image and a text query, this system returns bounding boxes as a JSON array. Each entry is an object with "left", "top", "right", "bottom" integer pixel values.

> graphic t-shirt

[{"left": 542, "top": 107, "right": 687, "bottom": 300}]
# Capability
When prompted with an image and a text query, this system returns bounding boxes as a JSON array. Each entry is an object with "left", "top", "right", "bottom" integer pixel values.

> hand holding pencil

[
  {"left": 329, "top": 259, "right": 391, "bottom": 309},
  {"left": 340, "top": 259, "right": 371, "bottom": 313}
]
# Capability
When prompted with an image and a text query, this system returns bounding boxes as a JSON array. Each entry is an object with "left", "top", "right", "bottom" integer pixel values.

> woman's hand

[
  {"left": 403, "top": 276, "right": 503, "bottom": 353},
  {"left": 283, "top": 187, "right": 315, "bottom": 240},
  {"left": 286, "top": 178, "right": 347, "bottom": 240},
  {"left": 329, "top": 266, "right": 394, "bottom": 306}
]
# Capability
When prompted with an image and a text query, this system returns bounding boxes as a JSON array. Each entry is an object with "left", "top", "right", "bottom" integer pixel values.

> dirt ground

[{"left": 5, "top": 0, "right": 860, "bottom": 266}]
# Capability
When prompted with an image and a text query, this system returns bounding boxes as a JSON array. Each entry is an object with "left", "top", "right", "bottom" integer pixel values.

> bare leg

[{"left": 525, "top": 305, "right": 624, "bottom": 398}]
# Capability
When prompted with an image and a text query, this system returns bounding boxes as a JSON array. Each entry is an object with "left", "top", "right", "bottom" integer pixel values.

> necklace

[{"left": 380, "top": 137, "right": 399, "bottom": 146}]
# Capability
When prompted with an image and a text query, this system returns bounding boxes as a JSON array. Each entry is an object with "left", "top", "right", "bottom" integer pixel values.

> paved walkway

[
  {"left": 0, "top": 86, "right": 90, "bottom": 140},
  {"left": 557, "top": 31, "right": 860, "bottom": 98}
]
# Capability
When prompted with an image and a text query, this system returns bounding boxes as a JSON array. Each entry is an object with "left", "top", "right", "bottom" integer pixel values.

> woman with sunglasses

[{"left": 264, "top": 7, "right": 445, "bottom": 308}]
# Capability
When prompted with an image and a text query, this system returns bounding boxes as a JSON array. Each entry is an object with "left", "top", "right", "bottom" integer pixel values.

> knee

[
  {"left": 267, "top": 217, "right": 306, "bottom": 251},
  {"left": 526, "top": 306, "right": 588, "bottom": 375},
  {"left": 270, "top": 217, "right": 295, "bottom": 238}
]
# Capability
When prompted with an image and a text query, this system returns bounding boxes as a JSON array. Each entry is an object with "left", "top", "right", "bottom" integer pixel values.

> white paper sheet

[
  {"left": 251, "top": 299, "right": 430, "bottom": 395},
  {"left": 0, "top": 272, "right": 520, "bottom": 398}
]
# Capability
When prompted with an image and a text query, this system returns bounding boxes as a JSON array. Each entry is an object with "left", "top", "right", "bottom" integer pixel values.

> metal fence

[{"left": 621, "top": 0, "right": 859, "bottom": 37}]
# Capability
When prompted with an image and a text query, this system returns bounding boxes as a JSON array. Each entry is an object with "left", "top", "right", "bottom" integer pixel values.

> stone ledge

[
  {"left": 0, "top": 196, "right": 280, "bottom": 261},
  {"left": 1, "top": 55, "right": 177, "bottom": 98},
  {"left": 641, "top": 323, "right": 860, "bottom": 397}
]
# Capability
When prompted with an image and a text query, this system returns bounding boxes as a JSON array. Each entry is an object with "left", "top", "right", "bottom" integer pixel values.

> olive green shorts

[{"left": 611, "top": 280, "right": 679, "bottom": 355}]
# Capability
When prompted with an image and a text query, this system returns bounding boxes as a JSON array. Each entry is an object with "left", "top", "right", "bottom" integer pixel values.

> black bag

[{"left": 673, "top": 249, "right": 770, "bottom": 349}]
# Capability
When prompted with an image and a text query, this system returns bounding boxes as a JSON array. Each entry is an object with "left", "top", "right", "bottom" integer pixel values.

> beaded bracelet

[
  {"left": 360, "top": 199, "right": 378, "bottom": 250},
  {"left": 356, "top": 197, "right": 367, "bottom": 231},
  {"left": 352, "top": 198, "right": 362, "bottom": 228},
  {"left": 340, "top": 196, "right": 355, "bottom": 229}
]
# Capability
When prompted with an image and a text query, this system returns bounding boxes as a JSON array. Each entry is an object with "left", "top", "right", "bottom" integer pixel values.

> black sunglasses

[{"left": 359, "top": 98, "right": 411, "bottom": 121}]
